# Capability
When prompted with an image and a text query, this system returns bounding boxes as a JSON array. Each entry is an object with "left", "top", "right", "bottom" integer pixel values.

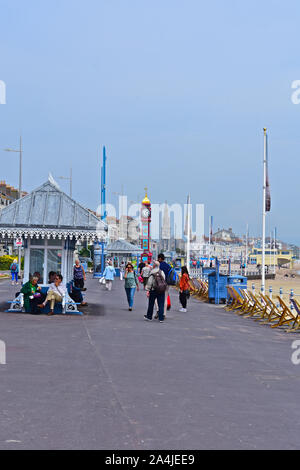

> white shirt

[{"left": 48, "top": 283, "right": 67, "bottom": 297}]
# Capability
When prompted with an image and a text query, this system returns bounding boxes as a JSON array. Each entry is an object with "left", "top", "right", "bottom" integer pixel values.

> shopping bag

[{"left": 167, "top": 294, "right": 171, "bottom": 311}]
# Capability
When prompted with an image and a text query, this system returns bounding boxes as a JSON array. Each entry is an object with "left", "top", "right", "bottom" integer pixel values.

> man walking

[
  {"left": 157, "top": 253, "right": 171, "bottom": 318},
  {"left": 144, "top": 261, "right": 167, "bottom": 323}
]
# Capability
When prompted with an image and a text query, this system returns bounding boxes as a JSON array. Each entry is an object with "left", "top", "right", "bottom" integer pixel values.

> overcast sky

[{"left": 0, "top": 0, "right": 300, "bottom": 244}]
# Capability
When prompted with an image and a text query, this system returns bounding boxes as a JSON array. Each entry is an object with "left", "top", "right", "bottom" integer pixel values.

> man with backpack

[{"left": 144, "top": 261, "right": 167, "bottom": 323}]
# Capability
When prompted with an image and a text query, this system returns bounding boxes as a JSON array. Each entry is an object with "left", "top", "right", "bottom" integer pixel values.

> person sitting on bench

[
  {"left": 21, "top": 275, "right": 43, "bottom": 314},
  {"left": 38, "top": 274, "right": 67, "bottom": 316}
]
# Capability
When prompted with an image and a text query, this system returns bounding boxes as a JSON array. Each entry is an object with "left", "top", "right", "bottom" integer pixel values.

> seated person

[
  {"left": 21, "top": 276, "right": 43, "bottom": 314},
  {"left": 48, "top": 271, "right": 57, "bottom": 284},
  {"left": 38, "top": 274, "right": 67, "bottom": 316},
  {"left": 68, "top": 280, "right": 88, "bottom": 306}
]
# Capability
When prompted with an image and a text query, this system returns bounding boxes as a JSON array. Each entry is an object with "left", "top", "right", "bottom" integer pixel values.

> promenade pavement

[{"left": 0, "top": 276, "right": 300, "bottom": 450}]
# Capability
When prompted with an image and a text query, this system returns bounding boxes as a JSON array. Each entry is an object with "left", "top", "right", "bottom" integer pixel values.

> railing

[{"left": 189, "top": 267, "right": 276, "bottom": 279}]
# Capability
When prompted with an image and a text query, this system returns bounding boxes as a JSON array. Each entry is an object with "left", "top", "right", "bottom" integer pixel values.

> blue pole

[
  {"left": 101, "top": 242, "right": 105, "bottom": 275},
  {"left": 101, "top": 146, "right": 107, "bottom": 222},
  {"left": 215, "top": 257, "right": 220, "bottom": 305}
]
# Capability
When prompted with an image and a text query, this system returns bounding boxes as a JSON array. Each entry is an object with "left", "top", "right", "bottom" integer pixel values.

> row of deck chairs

[
  {"left": 226, "top": 286, "right": 300, "bottom": 332},
  {"left": 185, "top": 278, "right": 209, "bottom": 301}
]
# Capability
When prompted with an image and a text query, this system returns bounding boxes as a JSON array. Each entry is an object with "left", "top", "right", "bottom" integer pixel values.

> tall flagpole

[
  {"left": 245, "top": 223, "right": 248, "bottom": 276},
  {"left": 186, "top": 195, "right": 191, "bottom": 271},
  {"left": 262, "top": 128, "right": 267, "bottom": 294}
]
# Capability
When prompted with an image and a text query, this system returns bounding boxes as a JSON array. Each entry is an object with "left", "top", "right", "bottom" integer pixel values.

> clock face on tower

[{"left": 141, "top": 208, "right": 150, "bottom": 219}]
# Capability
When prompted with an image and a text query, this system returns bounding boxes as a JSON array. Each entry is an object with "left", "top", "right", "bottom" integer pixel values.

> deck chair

[
  {"left": 242, "top": 291, "right": 266, "bottom": 318},
  {"left": 270, "top": 297, "right": 299, "bottom": 329},
  {"left": 285, "top": 298, "right": 300, "bottom": 332},
  {"left": 257, "top": 294, "right": 283, "bottom": 325},
  {"left": 230, "top": 287, "right": 249, "bottom": 314},
  {"left": 225, "top": 286, "right": 244, "bottom": 311},
  {"left": 236, "top": 289, "right": 257, "bottom": 316}
]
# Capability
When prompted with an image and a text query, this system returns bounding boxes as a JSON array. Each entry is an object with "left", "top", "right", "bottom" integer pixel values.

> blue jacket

[
  {"left": 103, "top": 266, "right": 116, "bottom": 281},
  {"left": 10, "top": 263, "right": 19, "bottom": 273},
  {"left": 159, "top": 261, "right": 171, "bottom": 278}
]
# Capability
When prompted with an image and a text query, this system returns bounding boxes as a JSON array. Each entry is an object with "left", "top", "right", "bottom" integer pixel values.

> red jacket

[{"left": 180, "top": 273, "right": 190, "bottom": 291}]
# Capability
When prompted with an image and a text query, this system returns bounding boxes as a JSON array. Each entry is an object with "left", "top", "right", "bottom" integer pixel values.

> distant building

[{"left": 213, "top": 227, "right": 238, "bottom": 243}]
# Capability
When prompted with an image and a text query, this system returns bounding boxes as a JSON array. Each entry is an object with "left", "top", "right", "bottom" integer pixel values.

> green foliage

[
  {"left": 0, "top": 255, "right": 15, "bottom": 270},
  {"left": 0, "top": 255, "right": 24, "bottom": 270},
  {"left": 79, "top": 248, "right": 91, "bottom": 258}
]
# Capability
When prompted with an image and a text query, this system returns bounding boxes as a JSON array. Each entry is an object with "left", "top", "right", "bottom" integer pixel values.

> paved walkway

[{"left": 0, "top": 276, "right": 300, "bottom": 450}]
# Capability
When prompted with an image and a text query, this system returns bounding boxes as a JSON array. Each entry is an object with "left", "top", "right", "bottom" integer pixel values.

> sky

[{"left": 0, "top": 0, "right": 300, "bottom": 244}]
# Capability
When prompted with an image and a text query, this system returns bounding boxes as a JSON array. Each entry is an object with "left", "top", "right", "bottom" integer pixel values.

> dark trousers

[
  {"left": 179, "top": 291, "right": 188, "bottom": 309},
  {"left": 147, "top": 291, "right": 165, "bottom": 321},
  {"left": 74, "top": 278, "right": 84, "bottom": 289},
  {"left": 29, "top": 297, "right": 42, "bottom": 314}
]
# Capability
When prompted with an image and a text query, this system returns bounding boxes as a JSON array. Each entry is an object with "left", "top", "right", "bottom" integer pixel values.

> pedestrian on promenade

[
  {"left": 124, "top": 262, "right": 139, "bottom": 311},
  {"left": 39, "top": 274, "right": 67, "bottom": 316},
  {"left": 141, "top": 262, "right": 151, "bottom": 289},
  {"left": 119, "top": 261, "right": 125, "bottom": 281},
  {"left": 144, "top": 261, "right": 167, "bottom": 323},
  {"left": 21, "top": 275, "right": 43, "bottom": 314},
  {"left": 138, "top": 260, "right": 146, "bottom": 275},
  {"left": 10, "top": 259, "right": 19, "bottom": 285},
  {"left": 73, "top": 259, "right": 86, "bottom": 290},
  {"left": 179, "top": 266, "right": 191, "bottom": 313},
  {"left": 157, "top": 253, "right": 172, "bottom": 318},
  {"left": 103, "top": 260, "right": 116, "bottom": 291}
]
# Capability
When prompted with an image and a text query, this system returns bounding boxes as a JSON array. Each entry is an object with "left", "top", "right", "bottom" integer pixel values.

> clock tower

[{"left": 141, "top": 188, "right": 152, "bottom": 263}]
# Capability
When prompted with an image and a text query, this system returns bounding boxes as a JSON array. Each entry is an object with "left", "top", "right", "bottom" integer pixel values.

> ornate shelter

[
  {"left": 106, "top": 239, "right": 142, "bottom": 269},
  {"left": 0, "top": 178, "right": 107, "bottom": 284}
]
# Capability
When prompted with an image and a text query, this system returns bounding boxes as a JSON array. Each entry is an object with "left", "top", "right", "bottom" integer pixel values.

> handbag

[{"left": 99, "top": 277, "right": 106, "bottom": 285}]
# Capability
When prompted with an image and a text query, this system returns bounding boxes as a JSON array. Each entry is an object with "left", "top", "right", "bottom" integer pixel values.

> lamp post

[
  {"left": 57, "top": 168, "right": 72, "bottom": 197},
  {"left": 4, "top": 136, "right": 22, "bottom": 199},
  {"left": 4, "top": 136, "right": 23, "bottom": 277}
]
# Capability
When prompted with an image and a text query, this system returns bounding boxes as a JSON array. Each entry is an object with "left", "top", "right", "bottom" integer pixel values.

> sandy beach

[{"left": 250, "top": 266, "right": 300, "bottom": 303}]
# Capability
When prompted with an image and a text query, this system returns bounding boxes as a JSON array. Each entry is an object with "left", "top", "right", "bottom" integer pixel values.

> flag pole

[
  {"left": 186, "top": 195, "right": 191, "bottom": 271},
  {"left": 262, "top": 128, "right": 267, "bottom": 294}
]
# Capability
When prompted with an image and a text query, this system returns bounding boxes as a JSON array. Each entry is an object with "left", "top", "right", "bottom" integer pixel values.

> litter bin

[
  {"left": 208, "top": 272, "right": 228, "bottom": 304},
  {"left": 227, "top": 275, "right": 247, "bottom": 297},
  {"left": 202, "top": 267, "right": 216, "bottom": 280}
]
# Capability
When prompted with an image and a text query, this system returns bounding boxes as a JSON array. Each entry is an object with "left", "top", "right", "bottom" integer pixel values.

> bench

[{"left": 7, "top": 283, "right": 83, "bottom": 315}]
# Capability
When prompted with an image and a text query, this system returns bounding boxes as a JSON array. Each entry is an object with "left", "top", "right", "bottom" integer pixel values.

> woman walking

[
  {"left": 124, "top": 263, "right": 139, "bottom": 310},
  {"left": 10, "top": 259, "right": 19, "bottom": 285},
  {"left": 73, "top": 259, "right": 86, "bottom": 290},
  {"left": 103, "top": 260, "right": 116, "bottom": 291},
  {"left": 141, "top": 262, "right": 151, "bottom": 290},
  {"left": 179, "top": 266, "right": 190, "bottom": 313}
]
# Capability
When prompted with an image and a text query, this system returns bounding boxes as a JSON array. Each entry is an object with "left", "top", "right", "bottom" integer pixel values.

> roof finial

[{"left": 142, "top": 187, "right": 150, "bottom": 205}]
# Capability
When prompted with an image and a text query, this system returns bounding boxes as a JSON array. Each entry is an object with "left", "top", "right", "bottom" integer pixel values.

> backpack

[
  {"left": 153, "top": 271, "right": 168, "bottom": 294},
  {"left": 166, "top": 267, "right": 179, "bottom": 286},
  {"left": 11, "top": 263, "right": 17, "bottom": 272}
]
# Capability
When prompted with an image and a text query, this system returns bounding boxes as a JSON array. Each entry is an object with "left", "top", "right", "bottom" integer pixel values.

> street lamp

[
  {"left": 4, "top": 135, "right": 23, "bottom": 199},
  {"left": 4, "top": 136, "right": 23, "bottom": 277},
  {"left": 57, "top": 167, "right": 72, "bottom": 197}
]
